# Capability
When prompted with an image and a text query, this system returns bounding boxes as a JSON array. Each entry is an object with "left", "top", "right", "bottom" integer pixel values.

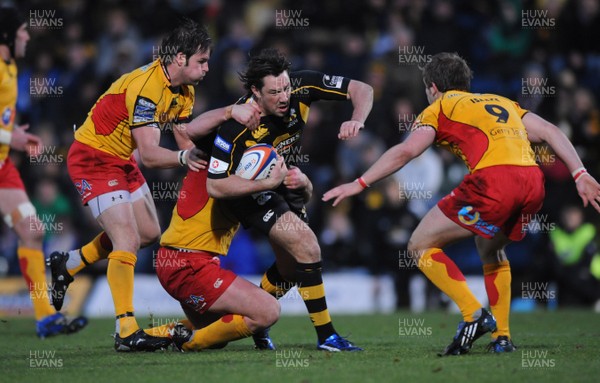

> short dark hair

[
  {"left": 421, "top": 52, "right": 473, "bottom": 92},
  {"left": 159, "top": 18, "right": 211, "bottom": 63},
  {"left": 0, "top": 5, "right": 25, "bottom": 57},
  {"left": 239, "top": 48, "right": 291, "bottom": 91}
]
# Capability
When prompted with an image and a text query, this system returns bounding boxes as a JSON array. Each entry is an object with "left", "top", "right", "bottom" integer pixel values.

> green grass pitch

[{"left": 2, "top": 310, "right": 599, "bottom": 383}]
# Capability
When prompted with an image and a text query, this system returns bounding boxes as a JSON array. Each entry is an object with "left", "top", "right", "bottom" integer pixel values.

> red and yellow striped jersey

[
  {"left": 0, "top": 59, "right": 17, "bottom": 162},
  {"left": 75, "top": 60, "right": 194, "bottom": 160},
  {"left": 415, "top": 90, "right": 537, "bottom": 173},
  {"left": 160, "top": 168, "right": 239, "bottom": 254}
]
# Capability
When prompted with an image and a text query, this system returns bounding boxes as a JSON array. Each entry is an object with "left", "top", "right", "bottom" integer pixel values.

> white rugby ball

[{"left": 235, "top": 144, "right": 278, "bottom": 180}]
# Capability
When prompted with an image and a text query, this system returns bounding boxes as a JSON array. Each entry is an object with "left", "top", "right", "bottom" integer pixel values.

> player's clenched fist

[
  {"left": 232, "top": 103, "right": 261, "bottom": 131},
  {"left": 338, "top": 120, "right": 364, "bottom": 140}
]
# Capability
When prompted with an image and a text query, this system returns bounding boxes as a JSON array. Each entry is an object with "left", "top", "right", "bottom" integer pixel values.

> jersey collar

[
  {"left": 158, "top": 59, "right": 182, "bottom": 94},
  {"left": 158, "top": 59, "right": 173, "bottom": 86}
]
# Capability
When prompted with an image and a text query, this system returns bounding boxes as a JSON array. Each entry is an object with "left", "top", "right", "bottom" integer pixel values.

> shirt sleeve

[
  {"left": 414, "top": 103, "right": 439, "bottom": 131},
  {"left": 291, "top": 70, "right": 350, "bottom": 102},
  {"left": 127, "top": 78, "right": 160, "bottom": 129},
  {"left": 512, "top": 101, "right": 529, "bottom": 119},
  {"left": 207, "top": 120, "right": 247, "bottom": 179}
]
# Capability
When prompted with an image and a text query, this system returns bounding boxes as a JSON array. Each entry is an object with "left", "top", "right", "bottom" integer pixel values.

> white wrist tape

[
  {"left": 0, "top": 130, "right": 12, "bottom": 145},
  {"left": 178, "top": 150, "right": 189, "bottom": 166}
]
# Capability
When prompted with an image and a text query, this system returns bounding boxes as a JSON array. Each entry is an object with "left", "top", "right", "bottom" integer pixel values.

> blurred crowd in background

[{"left": 1, "top": 0, "right": 599, "bottom": 309}]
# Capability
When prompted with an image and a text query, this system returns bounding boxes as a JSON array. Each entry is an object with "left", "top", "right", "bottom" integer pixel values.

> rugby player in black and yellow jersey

[{"left": 206, "top": 48, "right": 373, "bottom": 351}]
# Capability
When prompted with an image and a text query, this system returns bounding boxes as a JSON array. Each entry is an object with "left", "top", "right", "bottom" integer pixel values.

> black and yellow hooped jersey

[{"left": 208, "top": 70, "right": 350, "bottom": 179}]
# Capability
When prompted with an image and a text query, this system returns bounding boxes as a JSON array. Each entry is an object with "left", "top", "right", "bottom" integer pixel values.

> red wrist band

[
  {"left": 573, "top": 168, "right": 587, "bottom": 183},
  {"left": 356, "top": 177, "right": 369, "bottom": 189}
]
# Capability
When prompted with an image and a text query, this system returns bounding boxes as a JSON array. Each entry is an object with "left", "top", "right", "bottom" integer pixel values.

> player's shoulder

[
  {"left": 289, "top": 69, "right": 326, "bottom": 86},
  {"left": 123, "top": 61, "right": 164, "bottom": 98},
  {"left": 216, "top": 115, "right": 247, "bottom": 142},
  {"left": 0, "top": 59, "right": 16, "bottom": 79}
]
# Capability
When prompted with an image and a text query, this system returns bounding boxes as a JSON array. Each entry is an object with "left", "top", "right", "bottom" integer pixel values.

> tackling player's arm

[
  {"left": 181, "top": 103, "right": 261, "bottom": 141},
  {"left": 339, "top": 79, "right": 373, "bottom": 140},
  {"left": 206, "top": 155, "right": 287, "bottom": 198},
  {"left": 523, "top": 112, "right": 600, "bottom": 212},
  {"left": 132, "top": 126, "right": 204, "bottom": 171},
  {"left": 323, "top": 125, "right": 435, "bottom": 207}
]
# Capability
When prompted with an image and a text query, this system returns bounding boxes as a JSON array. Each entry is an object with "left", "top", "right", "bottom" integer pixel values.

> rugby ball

[{"left": 235, "top": 144, "right": 278, "bottom": 180}]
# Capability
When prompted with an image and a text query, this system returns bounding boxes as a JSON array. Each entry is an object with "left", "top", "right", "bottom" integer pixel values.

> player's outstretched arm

[
  {"left": 207, "top": 155, "right": 287, "bottom": 199},
  {"left": 183, "top": 103, "right": 261, "bottom": 140},
  {"left": 523, "top": 112, "right": 600, "bottom": 213},
  {"left": 323, "top": 125, "right": 435, "bottom": 206},
  {"left": 5, "top": 124, "right": 42, "bottom": 153},
  {"left": 338, "top": 80, "right": 373, "bottom": 140}
]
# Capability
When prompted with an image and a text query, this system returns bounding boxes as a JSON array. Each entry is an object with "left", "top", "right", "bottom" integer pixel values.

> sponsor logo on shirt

[
  {"left": 1, "top": 107, "right": 12, "bottom": 126},
  {"left": 322, "top": 74, "right": 343, "bottom": 89},
  {"left": 251, "top": 124, "right": 269, "bottom": 141},
  {"left": 133, "top": 96, "right": 157, "bottom": 124},
  {"left": 214, "top": 135, "right": 232, "bottom": 153},
  {"left": 208, "top": 157, "right": 229, "bottom": 174}
]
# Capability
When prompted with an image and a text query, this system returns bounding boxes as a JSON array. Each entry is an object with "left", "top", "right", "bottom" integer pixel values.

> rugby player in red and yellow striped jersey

[
  {"left": 0, "top": 5, "right": 87, "bottom": 339},
  {"left": 47, "top": 19, "right": 260, "bottom": 352},
  {"left": 324, "top": 52, "right": 600, "bottom": 355},
  {"left": 152, "top": 133, "right": 284, "bottom": 351}
]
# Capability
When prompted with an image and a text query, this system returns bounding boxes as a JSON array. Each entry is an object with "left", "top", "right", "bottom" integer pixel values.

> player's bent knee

[
  {"left": 297, "top": 238, "right": 321, "bottom": 263},
  {"left": 110, "top": 231, "right": 141, "bottom": 254},
  {"left": 407, "top": 231, "right": 429, "bottom": 253},
  {"left": 256, "top": 296, "right": 280, "bottom": 329},
  {"left": 139, "top": 228, "right": 160, "bottom": 248},
  {"left": 407, "top": 237, "right": 419, "bottom": 253}
]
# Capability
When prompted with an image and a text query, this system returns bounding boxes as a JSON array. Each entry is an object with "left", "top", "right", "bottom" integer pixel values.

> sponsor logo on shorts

[
  {"left": 185, "top": 294, "right": 206, "bottom": 311},
  {"left": 74, "top": 179, "right": 92, "bottom": 196},
  {"left": 263, "top": 209, "right": 275, "bottom": 222},
  {"left": 108, "top": 179, "right": 118, "bottom": 187},
  {"left": 214, "top": 135, "right": 232, "bottom": 153},
  {"left": 253, "top": 191, "right": 272, "bottom": 206},
  {"left": 457, "top": 206, "right": 500, "bottom": 236},
  {"left": 458, "top": 206, "right": 480, "bottom": 225},
  {"left": 322, "top": 74, "right": 343, "bottom": 89},
  {"left": 214, "top": 278, "right": 223, "bottom": 289}
]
